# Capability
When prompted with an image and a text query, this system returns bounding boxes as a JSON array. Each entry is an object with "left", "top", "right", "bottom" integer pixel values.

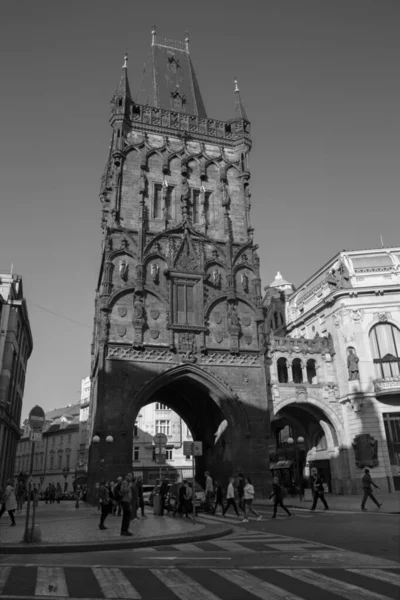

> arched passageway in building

[
  {"left": 270, "top": 401, "right": 349, "bottom": 494},
  {"left": 88, "top": 363, "right": 267, "bottom": 495}
]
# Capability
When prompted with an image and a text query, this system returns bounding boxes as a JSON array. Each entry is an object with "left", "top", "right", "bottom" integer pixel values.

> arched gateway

[{"left": 88, "top": 34, "right": 271, "bottom": 498}]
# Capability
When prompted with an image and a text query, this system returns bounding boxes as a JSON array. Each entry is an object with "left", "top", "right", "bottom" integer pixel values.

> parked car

[{"left": 142, "top": 485, "right": 154, "bottom": 506}]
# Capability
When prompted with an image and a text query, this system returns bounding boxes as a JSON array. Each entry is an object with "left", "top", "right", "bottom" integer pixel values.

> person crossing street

[
  {"left": 222, "top": 477, "right": 240, "bottom": 517},
  {"left": 310, "top": 471, "right": 329, "bottom": 511},
  {"left": 269, "top": 477, "right": 291, "bottom": 519},
  {"left": 361, "top": 468, "right": 383, "bottom": 511}
]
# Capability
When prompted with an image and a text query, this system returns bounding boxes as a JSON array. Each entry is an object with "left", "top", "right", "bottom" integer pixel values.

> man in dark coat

[
  {"left": 361, "top": 468, "right": 382, "bottom": 510},
  {"left": 310, "top": 471, "right": 329, "bottom": 510}
]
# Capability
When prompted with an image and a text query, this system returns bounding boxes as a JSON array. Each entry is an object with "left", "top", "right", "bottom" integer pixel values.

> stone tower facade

[{"left": 89, "top": 31, "right": 270, "bottom": 494}]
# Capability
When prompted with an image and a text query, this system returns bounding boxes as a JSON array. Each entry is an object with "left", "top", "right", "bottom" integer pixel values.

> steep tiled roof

[
  {"left": 137, "top": 35, "right": 207, "bottom": 118},
  {"left": 45, "top": 403, "right": 80, "bottom": 422}
]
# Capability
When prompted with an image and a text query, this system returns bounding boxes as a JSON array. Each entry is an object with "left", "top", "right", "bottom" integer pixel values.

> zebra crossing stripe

[
  {"left": 278, "top": 568, "right": 391, "bottom": 600},
  {"left": 92, "top": 567, "right": 141, "bottom": 599},
  {"left": 348, "top": 568, "right": 400, "bottom": 587},
  {"left": 173, "top": 543, "right": 205, "bottom": 552},
  {"left": 151, "top": 568, "right": 220, "bottom": 600},
  {"left": 0, "top": 567, "right": 11, "bottom": 595},
  {"left": 35, "top": 567, "right": 69, "bottom": 597},
  {"left": 214, "top": 568, "right": 304, "bottom": 600},
  {"left": 211, "top": 540, "right": 256, "bottom": 553}
]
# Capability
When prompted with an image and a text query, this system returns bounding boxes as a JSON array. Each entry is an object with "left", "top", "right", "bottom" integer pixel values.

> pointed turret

[
  {"left": 110, "top": 53, "right": 132, "bottom": 127},
  {"left": 137, "top": 27, "right": 207, "bottom": 117},
  {"left": 233, "top": 78, "right": 248, "bottom": 121},
  {"left": 112, "top": 53, "right": 132, "bottom": 102}
]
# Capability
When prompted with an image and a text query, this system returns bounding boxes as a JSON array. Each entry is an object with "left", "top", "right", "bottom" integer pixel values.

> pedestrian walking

[
  {"left": 98, "top": 479, "right": 111, "bottom": 530},
  {"left": 222, "top": 477, "right": 240, "bottom": 517},
  {"left": 213, "top": 480, "right": 224, "bottom": 514},
  {"left": 16, "top": 482, "right": 25, "bottom": 511},
  {"left": 120, "top": 474, "right": 133, "bottom": 536},
  {"left": 361, "top": 468, "right": 383, "bottom": 511},
  {"left": 237, "top": 473, "right": 245, "bottom": 514},
  {"left": 55, "top": 483, "right": 62, "bottom": 504},
  {"left": 269, "top": 477, "right": 291, "bottom": 518},
  {"left": 204, "top": 471, "right": 214, "bottom": 513},
  {"left": 310, "top": 471, "right": 329, "bottom": 511},
  {"left": 242, "top": 477, "right": 262, "bottom": 522},
  {"left": 173, "top": 481, "right": 187, "bottom": 517},
  {"left": 130, "top": 476, "right": 139, "bottom": 521},
  {"left": 112, "top": 477, "right": 123, "bottom": 516},
  {"left": 159, "top": 479, "right": 169, "bottom": 516},
  {"left": 136, "top": 476, "right": 147, "bottom": 518},
  {"left": 0, "top": 480, "right": 17, "bottom": 526}
]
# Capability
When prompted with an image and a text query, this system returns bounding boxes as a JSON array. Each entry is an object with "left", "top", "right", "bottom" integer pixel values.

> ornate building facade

[
  {"left": 88, "top": 30, "right": 270, "bottom": 494},
  {"left": 264, "top": 247, "right": 400, "bottom": 494},
  {"left": 0, "top": 272, "right": 33, "bottom": 487}
]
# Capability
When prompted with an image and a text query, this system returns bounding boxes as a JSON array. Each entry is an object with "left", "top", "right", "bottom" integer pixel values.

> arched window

[
  {"left": 277, "top": 357, "right": 288, "bottom": 383},
  {"left": 292, "top": 358, "right": 303, "bottom": 384},
  {"left": 369, "top": 323, "right": 400, "bottom": 378},
  {"left": 306, "top": 359, "right": 317, "bottom": 384}
]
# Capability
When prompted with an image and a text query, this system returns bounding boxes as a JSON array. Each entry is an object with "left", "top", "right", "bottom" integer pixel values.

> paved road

[{"left": 0, "top": 507, "right": 399, "bottom": 599}]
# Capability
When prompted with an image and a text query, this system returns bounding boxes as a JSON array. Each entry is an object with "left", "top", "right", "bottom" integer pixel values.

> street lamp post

[
  {"left": 92, "top": 434, "right": 114, "bottom": 472},
  {"left": 287, "top": 436, "right": 305, "bottom": 500}
]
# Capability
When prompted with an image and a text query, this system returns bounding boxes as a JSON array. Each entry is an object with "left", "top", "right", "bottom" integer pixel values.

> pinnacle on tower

[
  {"left": 233, "top": 78, "right": 248, "bottom": 121},
  {"left": 111, "top": 53, "right": 132, "bottom": 104}
]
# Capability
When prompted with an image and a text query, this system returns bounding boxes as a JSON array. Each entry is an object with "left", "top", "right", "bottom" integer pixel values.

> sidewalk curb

[
  {"left": 0, "top": 523, "right": 232, "bottom": 555},
  {"left": 254, "top": 502, "right": 400, "bottom": 515}
]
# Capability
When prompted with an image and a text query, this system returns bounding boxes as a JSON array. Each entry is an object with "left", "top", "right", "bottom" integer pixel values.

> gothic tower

[{"left": 89, "top": 30, "right": 270, "bottom": 493}]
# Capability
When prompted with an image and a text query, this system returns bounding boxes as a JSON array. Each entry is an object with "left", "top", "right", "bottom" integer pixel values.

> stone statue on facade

[
  {"left": 212, "top": 267, "right": 221, "bottom": 288},
  {"left": 347, "top": 347, "right": 360, "bottom": 381},
  {"left": 150, "top": 263, "right": 160, "bottom": 283},
  {"left": 119, "top": 259, "right": 129, "bottom": 281},
  {"left": 241, "top": 272, "right": 249, "bottom": 292}
]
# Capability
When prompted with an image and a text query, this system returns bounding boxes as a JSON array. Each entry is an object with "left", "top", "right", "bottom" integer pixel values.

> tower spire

[
  {"left": 233, "top": 78, "right": 248, "bottom": 121},
  {"left": 112, "top": 53, "right": 132, "bottom": 103}
]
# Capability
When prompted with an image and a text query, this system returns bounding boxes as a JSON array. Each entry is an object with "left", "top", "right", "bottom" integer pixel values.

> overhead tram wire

[{"left": 29, "top": 301, "right": 92, "bottom": 329}]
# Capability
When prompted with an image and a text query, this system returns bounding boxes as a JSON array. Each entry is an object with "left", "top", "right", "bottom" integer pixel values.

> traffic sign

[
  {"left": 154, "top": 433, "right": 168, "bottom": 446},
  {"left": 183, "top": 441, "right": 203, "bottom": 456},
  {"left": 28, "top": 405, "right": 45, "bottom": 431},
  {"left": 30, "top": 432, "right": 42, "bottom": 443}
]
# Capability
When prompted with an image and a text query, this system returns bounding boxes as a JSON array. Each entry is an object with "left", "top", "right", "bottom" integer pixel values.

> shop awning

[{"left": 270, "top": 460, "right": 293, "bottom": 470}]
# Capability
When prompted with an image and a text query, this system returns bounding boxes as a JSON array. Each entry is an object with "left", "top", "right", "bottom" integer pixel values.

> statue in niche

[
  {"left": 200, "top": 184, "right": 207, "bottom": 226},
  {"left": 118, "top": 259, "right": 129, "bottom": 281},
  {"left": 133, "top": 296, "right": 145, "bottom": 320},
  {"left": 139, "top": 168, "right": 147, "bottom": 196},
  {"left": 241, "top": 272, "right": 249, "bottom": 292},
  {"left": 228, "top": 304, "right": 240, "bottom": 329},
  {"left": 221, "top": 181, "right": 230, "bottom": 209},
  {"left": 150, "top": 263, "right": 160, "bottom": 283},
  {"left": 212, "top": 267, "right": 221, "bottom": 288},
  {"left": 181, "top": 175, "right": 191, "bottom": 202},
  {"left": 347, "top": 347, "right": 360, "bottom": 381}
]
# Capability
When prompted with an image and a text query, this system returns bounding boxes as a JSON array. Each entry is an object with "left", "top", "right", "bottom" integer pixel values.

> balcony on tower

[{"left": 267, "top": 332, "right": 337, "bottom": 405}]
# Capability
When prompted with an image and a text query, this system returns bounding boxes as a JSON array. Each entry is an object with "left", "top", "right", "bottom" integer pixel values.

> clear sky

[{"left": 1, "top": 0, "right": 399, "bottom": 420}]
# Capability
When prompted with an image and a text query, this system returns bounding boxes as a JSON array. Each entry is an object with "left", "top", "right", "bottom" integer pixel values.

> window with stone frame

[
  {"left": 133, "top": 447, "right": 140, "bottom": 461},
  {"left": 156, "top": 420, "right": 170, "bottom": 436},
  {"left": 174, "top": 281, "right": 195, "bottom": 325},
  {"left": 153, "top": 184, "right": 174, "bottom": 220},
  {"left": 153, "top": 184, "right": 163, "bottom": 219},
  {"left": 370, "top": 323, "right": 400, "bottom": 379}
]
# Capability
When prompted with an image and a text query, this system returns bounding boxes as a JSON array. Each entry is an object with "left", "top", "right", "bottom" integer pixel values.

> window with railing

[
  {"left": 155, "top": 403, "right": 169, "bottom": 410},
  {"left": 370, "top": 323, "right": 400, "bottom": 378}
]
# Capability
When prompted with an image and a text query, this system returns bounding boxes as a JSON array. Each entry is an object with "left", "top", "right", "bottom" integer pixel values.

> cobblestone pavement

[{"left": 0, "top": 503, "right": 203, "bottom": 545}]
